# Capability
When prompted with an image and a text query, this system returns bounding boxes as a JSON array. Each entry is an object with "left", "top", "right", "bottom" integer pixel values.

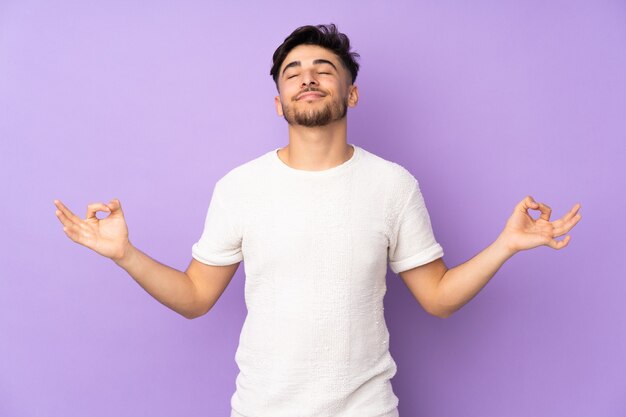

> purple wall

[{"left": 1, "top": 1, "right": 624, "bottom": 416}]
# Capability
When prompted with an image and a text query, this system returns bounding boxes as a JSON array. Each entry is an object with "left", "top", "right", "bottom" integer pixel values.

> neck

[{"left": 278, "top": 118, "right": 353, "bottom": 171}]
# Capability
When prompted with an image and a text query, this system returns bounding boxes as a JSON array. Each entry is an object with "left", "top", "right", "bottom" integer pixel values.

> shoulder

[
  {"left": 212, "top": 148, "right": 275, "bottom": 198},
  {"left": 218, "top": 149, "right": 272, "bottom": 183},
  {"left": 358, "top": 146, "right": 419, "bottom": 196}
]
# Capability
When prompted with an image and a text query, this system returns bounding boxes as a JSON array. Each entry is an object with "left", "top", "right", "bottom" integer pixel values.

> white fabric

[{"left": 192, "top": 143, "right": 444, "bottom": 417}]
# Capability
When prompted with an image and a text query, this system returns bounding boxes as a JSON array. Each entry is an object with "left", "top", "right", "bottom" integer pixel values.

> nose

[{"left": 301, "top": 69, "right": 318, "bottom": 87}]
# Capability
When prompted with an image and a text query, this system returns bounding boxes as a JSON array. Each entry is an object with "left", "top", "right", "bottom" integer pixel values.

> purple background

[{"left": 1, "top": 1, "right": 625, "bottom": 416}]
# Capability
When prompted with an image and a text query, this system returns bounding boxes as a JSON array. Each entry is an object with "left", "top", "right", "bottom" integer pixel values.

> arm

[
  {"left": 114, "top": 244, "right": 239, "bottom": 319},
  {"left": 400, "top": 196, "right": 582, "bottom": 319},
  {"left": 54, "top": 198, "right": 239, "bottom": 319},
  {"left": 429, "top": 237, "right": 513, "bottom": 318}
]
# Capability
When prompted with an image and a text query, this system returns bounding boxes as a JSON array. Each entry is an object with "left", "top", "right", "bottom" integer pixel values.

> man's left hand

[{"left": 498, "top": 196, "right": 582, "bottom": 254}]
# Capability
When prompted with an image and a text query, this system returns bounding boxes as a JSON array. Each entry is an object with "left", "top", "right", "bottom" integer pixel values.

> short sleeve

[
  {"left": 191, "top": 180, "right": 243, "bottom": 266},
  {"left": 388, "top": 178, "right": 444, "bottom": 274}
]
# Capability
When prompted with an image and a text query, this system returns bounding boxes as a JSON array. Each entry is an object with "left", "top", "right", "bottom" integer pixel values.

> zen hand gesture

[
  {"left": 53, "top": 198, "right": 131, "bottom": 261},
  {"left": 498, "top": 196, "right": 582, "bottom": 254}
]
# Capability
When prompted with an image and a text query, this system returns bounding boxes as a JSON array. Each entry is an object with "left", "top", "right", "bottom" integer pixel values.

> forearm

[
  {"left": 436, "top": 235, "right": 516, "bottom": 317},
  {"left": 113, "top": 243, "right": 200, "bottom": 319}
]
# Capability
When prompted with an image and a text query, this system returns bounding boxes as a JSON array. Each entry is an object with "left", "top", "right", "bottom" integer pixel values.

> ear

[
  {"left": 274, "top": 95, "right": 284, "bottom": 116},
  {"left": 347, "top": 84, "right": 359, "bottom": 107}
]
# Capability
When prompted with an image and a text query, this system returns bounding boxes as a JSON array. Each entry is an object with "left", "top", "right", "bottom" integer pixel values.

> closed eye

[{"left": 286, "top": 71, "right": 330, "bottom": 79}]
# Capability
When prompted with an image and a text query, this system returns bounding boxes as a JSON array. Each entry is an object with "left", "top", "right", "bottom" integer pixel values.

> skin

[
  {"left": 273, "top": 44, "right": 359, "bottom": 171},
  {"left": 403, "top": 197, "right": 582, "bottom": 318},
  {"left": 53, "top": 44, "right": 582, "bottom": 320}
]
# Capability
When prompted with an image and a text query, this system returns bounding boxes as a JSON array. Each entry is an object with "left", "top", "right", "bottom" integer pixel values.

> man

[{"left": 53, "top": 24, "right": 582, "bottom": 417}]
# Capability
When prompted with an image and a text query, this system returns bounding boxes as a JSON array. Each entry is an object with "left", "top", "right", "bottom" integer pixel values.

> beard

[{"left": 281, "top": 91, "right": 348, "bottom": 127}]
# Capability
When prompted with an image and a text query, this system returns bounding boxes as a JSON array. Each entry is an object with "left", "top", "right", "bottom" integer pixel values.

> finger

[
  {"left": 107, "top": 198, "right": 123, "bottom": 213},
  {"left": 65, "top": 223, "right": 94, "bottom": 245},
  {"left": 554, "top": 203, "right": 581, "bottom": 228},
  {"left": 56, "top": 207, "right": 92, "bottom": 238},
  {"left": 55, "top": 207, "right": 79, "bottom": 228},
  {"left": 550, "top": 202, "right": 582, "bottom": 234},
  {"left": 52, "top": 208, "right": 85, "bottom": 242},
  {"left": 562, "top": 202, "right": 582, "bottom": 223},
  {"left": 516, "top": 195, "right": 538, "bottom": 213},
  {"left": 61, "top": 222, "right": 83, "bottom": 242},
  {"left": 86, "top": 202, "right": 111, "bottom": 220},
  {"left": 537, "top": 202, "right": 552, "bottom": 221},
  {"left": 548, "top": 235, "right": 571, "bottom": 250},
  {"left": 54, "top": 199, "right": 83, "bottom": 224},
  {"left": 553, "top": 212, "right": 582, "bottom": 237}
]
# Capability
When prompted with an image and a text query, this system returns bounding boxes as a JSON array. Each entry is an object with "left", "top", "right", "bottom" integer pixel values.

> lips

[{"left": 296, "top": 91, "right": 326, "bottom": 101}]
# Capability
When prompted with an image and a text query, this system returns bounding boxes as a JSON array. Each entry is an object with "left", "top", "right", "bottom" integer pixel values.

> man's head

[
  {"left": 270, "top": 24, "right": 360, "bottom": 89},
  {"left": 270, "top": 24, "right": 360, "bottom": 127}
]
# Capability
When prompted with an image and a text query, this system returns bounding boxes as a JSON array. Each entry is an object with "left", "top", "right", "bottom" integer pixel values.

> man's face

[{"left": 274, "top": 44, "right": 358, "bottom": 127}]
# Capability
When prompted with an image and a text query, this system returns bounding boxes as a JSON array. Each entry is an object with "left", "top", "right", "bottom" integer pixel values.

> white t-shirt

[{"left": 192, "top": 143, "right": 444, "bottom": 417}]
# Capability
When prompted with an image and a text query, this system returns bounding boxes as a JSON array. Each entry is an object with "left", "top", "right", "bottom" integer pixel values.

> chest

[{"left": 240, "top": 181, "right": 391, "bottom": 278}]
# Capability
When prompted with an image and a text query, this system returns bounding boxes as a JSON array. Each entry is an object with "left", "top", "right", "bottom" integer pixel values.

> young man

[{"left": 54, "top": 24, "right": 582, "bottom": 417}]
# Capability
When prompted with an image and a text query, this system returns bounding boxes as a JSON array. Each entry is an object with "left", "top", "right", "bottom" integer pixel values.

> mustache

[{"left": 294, "top": 87, "right": 326, "bottom": 101}]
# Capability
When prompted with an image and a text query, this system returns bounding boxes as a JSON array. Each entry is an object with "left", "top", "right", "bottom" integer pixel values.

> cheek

[
  {"left": 328, "top": 79, "right": 348, "bottom": 94},
  {"left": 280, "top": 85, "right": 298, "bottom": 101}
]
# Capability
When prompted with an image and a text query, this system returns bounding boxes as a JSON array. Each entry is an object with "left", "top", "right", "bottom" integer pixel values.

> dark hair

[{"left": 270, "top": 23, "right": 360, "bottom": 88}]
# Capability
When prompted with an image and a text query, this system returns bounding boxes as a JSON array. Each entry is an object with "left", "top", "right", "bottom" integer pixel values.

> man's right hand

[
  {"left": 54, "top": 198, "right": 131, "bottom": 261},
  {"left": 53, "top": 197, "right": 239, "bottom": 318}
]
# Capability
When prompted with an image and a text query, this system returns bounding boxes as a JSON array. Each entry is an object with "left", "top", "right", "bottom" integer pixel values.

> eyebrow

[{"left": 281, "top": 59, "right": 338, "bottom": 77}]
